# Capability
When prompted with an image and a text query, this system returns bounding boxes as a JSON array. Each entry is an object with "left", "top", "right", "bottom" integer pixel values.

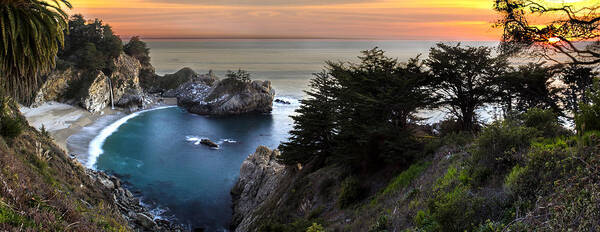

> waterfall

[{"left": 106, "top": 76, "right": 114, "bottom": 109}]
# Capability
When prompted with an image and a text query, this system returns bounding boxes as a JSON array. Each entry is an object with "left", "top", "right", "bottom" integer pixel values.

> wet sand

[{"left": 20, "top": 98, "right": 177, "bottom": 153}]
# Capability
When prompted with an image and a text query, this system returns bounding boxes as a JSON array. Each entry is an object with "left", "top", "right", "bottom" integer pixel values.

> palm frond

[{"left": 0, "top": 0, "right": 71, "bottom": 105}]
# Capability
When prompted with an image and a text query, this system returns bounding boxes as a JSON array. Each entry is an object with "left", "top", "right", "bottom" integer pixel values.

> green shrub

[
  {"left": 471, "top": 120, "right": 538, "bottom": 178},
  {"left": 414, "top": 210, "right": 439, "bottom": 231},
  {"left": 338, "top": 176, "right": 362, "bottom": 208},
  {"left": 504, "top": 165, "right": 526, "bottom": 191},
  {"left": 430, "top": 185, "right": 483, "bottom": 232},
  {"left": 474, "top": 220, "right": 504, "bottom": 232},
  {"left": 0, "top": 204, "right": 36, "bottom": 228},
  {"left": 368, "top": 215, "right": 388, "bottom": 232},
  {"left": 520, "top": 108, "right": 567, "bottom": 137},
  {"left": 383, "top": 162, "right": 430, "bottom": 195},
  {"left": 0, "top": 116, "right": 22, "bottom": 139},
  {"left": 306, "top": 223, "right": 325, "bottom": 232}
]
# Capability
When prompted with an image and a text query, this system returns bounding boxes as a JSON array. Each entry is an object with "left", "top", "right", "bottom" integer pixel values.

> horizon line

[{"left": 124, "top": 36, "right": 500, "bottom": 42}]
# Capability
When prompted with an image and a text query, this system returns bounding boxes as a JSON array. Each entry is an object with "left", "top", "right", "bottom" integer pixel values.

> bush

[
  {"left": 306, "top": 223, "right": 325, "bottom": 232},
  {"left": 0, "top": 116, "right": 22, "bottom": 139},
  {"left": 520, "top": 108, "right": 566, "bottom": 137},
  {"left": 338, "top": 176, "right": 362, "bottom": 208},
  {"left": 226, "top": 69, "right": 251, "bottom": 82},
  {"left": 502, "top": 133, "right": 600, "bottom": 231},
  {"left": 368, "top": 215, "right": 388, "bottom": 232},
  {"left": 471, "top": 119, "right": 538, "bottom": 178}
]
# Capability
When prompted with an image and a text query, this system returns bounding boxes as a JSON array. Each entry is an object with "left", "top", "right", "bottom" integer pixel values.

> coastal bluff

[
  {"left": 231, "top": 146, "right": 289, "bottom": 231},
  {"left": 172, "top": 75, "right": 276, "bottom": 115},
  {"left": 33, "top": 53, "right": 150, "bottom": 113}
]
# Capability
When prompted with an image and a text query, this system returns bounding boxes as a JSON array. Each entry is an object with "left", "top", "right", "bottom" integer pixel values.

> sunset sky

[{"left": 69, "top": 0, "right": 502, "bottom": 40}]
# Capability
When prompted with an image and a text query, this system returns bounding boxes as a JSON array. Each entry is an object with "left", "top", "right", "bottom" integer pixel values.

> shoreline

[{"left": 20, "top": 98, "right": 177, "bottom": 155}]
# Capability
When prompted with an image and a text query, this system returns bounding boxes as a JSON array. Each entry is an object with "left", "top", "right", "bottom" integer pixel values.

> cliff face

[
  {"left": 33, "top": 53, "right": 145, "bottom": 113},
  {"left": 230, "top": 146, "right": 289, "bottom": 231},
  {"left": 176, "top": 77, "right": 275, "bottom": 115}
]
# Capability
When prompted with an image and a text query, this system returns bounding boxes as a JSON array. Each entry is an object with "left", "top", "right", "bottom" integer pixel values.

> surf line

[{"left": 86, "top": 106, "right": 177, "bottom": 169}]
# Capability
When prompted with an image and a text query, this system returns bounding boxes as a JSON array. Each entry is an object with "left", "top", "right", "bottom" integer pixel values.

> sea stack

[{"left": 175, "top": 76, "right": 275, "bottom": 115}]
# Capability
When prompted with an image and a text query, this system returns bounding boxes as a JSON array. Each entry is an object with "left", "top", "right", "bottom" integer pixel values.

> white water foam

[
  {"left": 86, "top": 106, "right": 177, "bottom": 169},
  {"left": 185, "top": 136, "right": 209, "bottom": 145}
]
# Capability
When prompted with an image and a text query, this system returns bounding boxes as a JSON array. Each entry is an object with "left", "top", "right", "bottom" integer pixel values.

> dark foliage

[
  {"left": 58, "top": 14, "right": 123, "bottom": 75},
  {"left": 278, "top": 71, "right": 337, "bottom": 166},
  {"left": 425, "top": 43, "right": 508, "bottom": 132},
  {"left": 279, "top": 48, "right": 435, "bottom": 170},
  {"left": 496, "top": 63, "right": 562, "bottom": 115},
  {"left": 560, "top": 64, "right": 598, "bottom": 114},
  {"left": 226, "top": 69, "right": 252, "bottom": 83}
]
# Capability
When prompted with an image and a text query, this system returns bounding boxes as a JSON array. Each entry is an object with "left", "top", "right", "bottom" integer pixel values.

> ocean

[{"left": 68, "top": 40, "right": 498, "bottom": 231}]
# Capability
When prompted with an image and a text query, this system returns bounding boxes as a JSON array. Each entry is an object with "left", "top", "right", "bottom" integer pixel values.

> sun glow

[{"left": 548, "top": 37, "right": 561, "bottom": 43}]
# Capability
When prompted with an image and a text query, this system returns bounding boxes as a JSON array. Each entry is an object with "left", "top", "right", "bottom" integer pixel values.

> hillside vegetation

[
  {"left": 0, "top": 93, "right": 128, "bottom": 231},
  {"left": 235, "top": 45, "right": 600, "bottom": 231}
]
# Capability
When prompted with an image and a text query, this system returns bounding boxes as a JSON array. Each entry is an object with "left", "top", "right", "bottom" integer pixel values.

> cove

[{"left": 93, "top": 104, "right": 295, "bottom": 231}]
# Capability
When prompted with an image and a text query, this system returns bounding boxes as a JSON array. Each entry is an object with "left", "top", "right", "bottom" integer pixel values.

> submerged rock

[
  {"left": 176, "top": 77, "right": 275, "bottom": 115},
  {"left": 230, "top": 146, "right": 287, "bottom": 231},
  {"left": 274, "top": 99, "right": 291, "bottom": 104},
  {"left": 200, "top": 139, "right": 219, "bottom": 148}
]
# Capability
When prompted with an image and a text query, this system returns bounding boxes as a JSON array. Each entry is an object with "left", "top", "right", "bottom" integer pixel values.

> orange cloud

[{"left": 68, "top": 0, "right": 501, "bottom": 40}]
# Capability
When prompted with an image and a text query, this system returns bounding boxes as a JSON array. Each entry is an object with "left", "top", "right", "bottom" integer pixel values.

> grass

[
  {"left": 0, "top": 202, "right": 37, "bottom": 229},
  {"left": 382, "top": 161, "right": 431, "bottom": 195}
]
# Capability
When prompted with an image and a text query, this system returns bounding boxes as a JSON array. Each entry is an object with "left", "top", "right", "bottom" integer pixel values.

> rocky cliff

[
  {"left": 230, "top": 146, "right": 290, "bottom": 231},
  {"left": 176, "top": 77, "right": 275, "bottom": 115},
  {"left": 33, "top": 53, "right": 149, "bottom": 113}
]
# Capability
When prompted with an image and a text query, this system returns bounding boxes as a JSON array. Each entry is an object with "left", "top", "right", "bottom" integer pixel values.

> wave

[{"left": 86, "top": 106, "right": 177, "bottom": 169}]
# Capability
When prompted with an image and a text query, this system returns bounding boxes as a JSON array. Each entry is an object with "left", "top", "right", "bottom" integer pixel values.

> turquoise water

[
  {"left": 95, "top": 104, "right": 296, "bottom": 231},
  {"left": 86, "top": 40, "right": 499, "bottom": 231}
]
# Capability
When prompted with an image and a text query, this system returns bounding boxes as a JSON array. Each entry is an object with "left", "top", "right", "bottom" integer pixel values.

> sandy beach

[
  {"left": 19, "top": 98, "right": 178, "bottom": 153},
  {"left": 20, "top": 102, "right": 120, "bottom": 152}
]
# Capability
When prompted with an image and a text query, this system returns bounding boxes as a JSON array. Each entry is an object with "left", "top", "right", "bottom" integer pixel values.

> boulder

[
  {"left": 135, "top": 213, "right": 157, "bottom": 230},
  {"left": 176, "top": 77, "right": 275, "bottom": 115}
]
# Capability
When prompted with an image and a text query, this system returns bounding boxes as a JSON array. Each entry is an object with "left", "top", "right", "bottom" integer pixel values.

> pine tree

[{"left": 278, "top": 71, "right": 338, "bottom": 166}]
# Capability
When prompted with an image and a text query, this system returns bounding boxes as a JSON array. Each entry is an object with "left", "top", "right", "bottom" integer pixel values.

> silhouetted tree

[
  {"left": 426, "top": 43, "right": 508, "bottom": 132},
  {"left": 333, "top": 48, "right": 434, "bottom": 169},
  {"left": 495, "top": 0, "right": 600, "bottom": 65},
  {"left": 496, "top": 63, "right": 562, "bottom": 115},
  {"left": 278, "top": 71, "right": 338, "bottom": 166},
  {"left": 124, "top": 36, "right": 151, "bottom": 66},
  {"left": 560, "top": 64, "right": 598, "bottom": 114},
  {"left": 279, "top": 48, "right": 435, "bottom": 170}
]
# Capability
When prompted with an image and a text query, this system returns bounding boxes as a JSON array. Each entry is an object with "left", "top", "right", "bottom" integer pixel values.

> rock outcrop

[
  {"left": 33, "top": 53, "right": 146, "bottom": 113},
  {"left": 176, "top": 77, "right": 275, "bottom": 115},
  {"left": 86, "top": 169, "right": 184, "bottom": 232},
  {"left": 231, "top": 146, "right": 288, "bottom": 231},
  {"left": 32, "top": 68, "right": 80, "bottom": 107}
]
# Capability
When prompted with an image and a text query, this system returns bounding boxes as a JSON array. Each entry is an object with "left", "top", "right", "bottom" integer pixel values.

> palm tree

[{"left": 0, "top": 0, "right": 71, "bottom": 105}]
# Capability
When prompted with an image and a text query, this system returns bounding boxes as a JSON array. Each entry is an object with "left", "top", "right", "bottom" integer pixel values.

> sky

[{"left": 68, "top": 0, "right": 502, "bottom": 40}]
